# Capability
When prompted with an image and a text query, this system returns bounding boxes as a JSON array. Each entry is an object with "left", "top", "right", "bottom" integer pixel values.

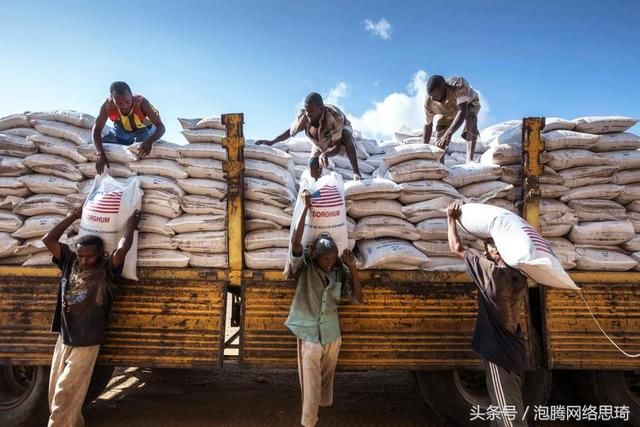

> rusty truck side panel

[
  {"left": 240, "top": 271, "right": 531, "bottom": 370},
  {"left": 0, "top": 267, "right": 227, "bottom": 368}
]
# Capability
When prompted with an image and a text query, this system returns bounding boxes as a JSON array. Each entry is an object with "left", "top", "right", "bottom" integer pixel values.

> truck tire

[
  {"left": 0, "top": 365, "right": 49, "bottom": 427},
  {"left": 415, "top": 368, "right": 552, "bottom": 426},
  {"left": 571, "top": 370, "right": 640, "bottom": 427}
]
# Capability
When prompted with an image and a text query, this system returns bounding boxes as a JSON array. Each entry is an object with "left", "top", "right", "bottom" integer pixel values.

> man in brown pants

[
  {"left": 423, "top": 75, "right": 482, "bottom": 163},
  {"left": 43, "top": 205, "right": 139, "bottom": 426},
  {"left": 446, "top": 202, "right": 529, "bottom": 427}
]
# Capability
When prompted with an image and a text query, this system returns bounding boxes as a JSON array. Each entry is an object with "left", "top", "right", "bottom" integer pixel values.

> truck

[{"left": 1, "top": 115, "right": 638, "bottom": 426}]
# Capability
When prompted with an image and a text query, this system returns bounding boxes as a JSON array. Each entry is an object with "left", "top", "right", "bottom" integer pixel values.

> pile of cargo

[{"left": 0, "top": 111, "right": 230, "bottom": 268}]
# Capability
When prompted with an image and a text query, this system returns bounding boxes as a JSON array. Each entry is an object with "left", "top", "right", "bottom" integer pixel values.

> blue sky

[{"left": 1, "top": 0, "right": 639, "bottom": 142}]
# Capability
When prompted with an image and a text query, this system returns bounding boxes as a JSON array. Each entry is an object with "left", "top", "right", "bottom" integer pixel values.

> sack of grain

[
  {"left": 575, "top": 248, "right": 637, "bottom": 271},
  {"left": 24, "top": 154, "right": 83, "bottom": 181},
  {"left": 138, "top": 233, "right": 178, "bottom": 250},
  {"left": 78, "top": 162, "right": 136, "bottom": 179},
  {"left": 245, "top": 248, "right": 288, "bottom": 270},
  {"left": 172, "top": 231, "right": 226, "bottom": 253},
  {"left": 0, "top": 196, "right": 24, "bottom": 210},
  {"left": 181, "top": 128, "right": 225, "bottom": 143},
  {"left": 547, "top": 237, "right": 579, "bottom": 270},
  {"left": 78, "top": 175, "right": 142, "bottom": 279},
  {"left": 457, "top": 203, "right": 578, "bottom": 289},
  {"left": 177, "top": 178, "right": 226, "bottom": 199},
  {"left": 28, "top": 134, "right": 88, "bottom": 163},
  {"left": 128, "top": 159, "right": 188, "bottom": 180},
  {"left": 358, "top": 139, "right": 384, "bottom": 155},
  {"left": 443, "top": 164, "right": 503, "bottom": 188},
  {"left": 622, "top": 235, "right": 640, "bottom": 252},
  {"left": 380, "top": 143, "right": 445, "bottom": 167},
  {"left": 195, "top": 116, "right": 225, "bottom": 130},
  {"left": 244, "top": 177, "right": 295, "bottom": 208},
  {"left": 347, "top": 199, "right": 403, "bottom": 219},
  {"left": 138, "top": 175, "right": 186, "bottom": 197},
  {"left": 165, "top": 214, "right": 226, "bottom": 234},
  {"left": 342, "top": 178, "right": 400, "bottom": 201},
  {"left": 416, "top": 217, "right": 475, "bottom": 241},
  {"left": 27, "top": 110, "right": 95, "bottom": 129},
  {"left": 559, "top": 184, "right": 622, "bottom": 203},
  {"left": 176, "top": 158, "right": 224, "bottom": 180},
  {"left": 137, "top": 249, "right": 190, "bottom": 268},
  {"left": 591, "top": 132, "right": 640, "bottom": 152},
  {"left": 0, "top": 177, "right": 31, "bottom": 197},
  {"left": 540, "top": 166, "right": 563, "bottom": 185},
  {"left": 330, "top": 155, "right": 375, "bottom": 174},
  {"left": 0, "top": 212, "right": 23, "bottom": 233},
  {"left": 567, "top": 199, "right": 627, "bottom": 222},
  {"left": 188, "top": 253, "right": 228, "bottom": 268},
  {"left": 245, "top": 200, "right": 291, "bottom": 226},
  {"left": 0, "top": 157, "right": 30, "bottom": 177},
  {"left": 14, "top": 194, "right": 72, "bottom": 217},
  {"left": 31, "top": 120, "right": 93, "bottom": 145},
  {"left": 539, "top": 184, "right": 568, "bottom": 199},
  {"left": 245, "top": 229, "right": 289, "bottom": 251},
  {"left": 424, "top": 256, "right": 467, "bottom": 272},
  {"left": 14, "top": 237, "right": 48, "bottom": 256},
  {"left": 22, "top": 252, "right": 55, "bottom": 266},
  {"left": 127, "top": 141, "right": 180, "bottom": 159},
  {"left": 245, "top": 159, "right": 296, "bottom": 191},
  {"left": 611, "top": 170, "right": 640, "bottom": 185},
  {"left": 0, "top": 113, "right": 31, "bottom": 131},
  {"left": 176, "top": 143, "right": 227, "bottom": 161},
  {"left": 458, "top": 181, "right": 513, "bottom": 202},
  {"left": 485, "top": 198, "right": 519, "bottom": 214},
  {"left": 244, "top": 145, "right": 293, "bottom": 170},
  {"left": 180, "top": 195, "right": 226, "bottom": 215},
  {"left": 141, "top": 190, "right": 182, "bottom": 218},
  {"left": 480, "top": 144, "right": 522, "bottom": 165},
  {"left": 601, "top": 150, "right": 640, "bottom": 170},
  {"left": 4, "top": 128, "right": 39, "bottom": 138},
  {"left": 357, "top": 238, "right": 429, "bottom": 270},
  {"left": 480, "top": 120, "right": 521, "bottom": 145},
  {"left": 384, "top": 159, "right": 448, "bottom": 183},
  {"left": 542, "top": 130, "right": 599, "bottom": 150},
  {"left": 398, "top": 180, "right": 461, "bottom": 204},
  {"left": 559, "top": 166, "right": 618, "bottom": 188},
  {"left": 289, "top": 151, "right": 310, "bottom": 166},
  {"left": 568, "top": 220, "right": 635, "bottom": 245},
  {"left": 78, "top": 143, "right": 138, "bottom": 163},
  {"left": 572, "top": 116, "right": 638, "bottom": 134},
  {"left": 615, "top": 184, "right": 640, "bottom": 205},
  {"left": 541, "top": 149, "right": 609, "bottom": 171},
  {"left": 245, "top": 218, "right": 283, "bottom": 232},
  {"left": 12, "top": 214, "right": 64, "bottom": 239},
  {"left": 353, "top": 215, "right": 420, "bottom": 241},
  {"left": 138, "top": 213, "right": 174, "bottom": 236},
  {"left": 401, "top": 196, "right": 454, "bottom": 223},
  {"left": 543, "top": 118, "right": 576, "bottom": 133},
  {"left": 0, "top": 133, "right": 37, "bottom": 157},
  {"left": 413, "top": 240, "right": 453, "bottom": 257}
]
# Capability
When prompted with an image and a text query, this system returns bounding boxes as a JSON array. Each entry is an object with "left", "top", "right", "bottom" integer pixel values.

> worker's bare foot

[{"left": 353, "top": 173, "right": 361, "bottom": 181}]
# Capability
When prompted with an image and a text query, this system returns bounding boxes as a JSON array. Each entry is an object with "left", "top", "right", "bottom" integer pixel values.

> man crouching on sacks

[
  {"left": 446, "top": 202, "right": 529, "bottom": 427},
  {"left": 43, "top": 205, "right": 140, "bottom": 427},
  {"left": 285, "top": 189, "right": 363, "bottom": 427}
]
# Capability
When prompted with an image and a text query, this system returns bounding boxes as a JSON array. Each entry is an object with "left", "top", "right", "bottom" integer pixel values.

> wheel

[
  {"left": 571, "top": 370, "right": 640, "bottom": 427},
  {"left": 0, "top": 365, "right": 49, "bottom": 427},
  {"left": 415, "top": 368, "right": 552, "bottom": 427},
  {"left": 84, "top": 365, "right": 115, "bottom": 406}
]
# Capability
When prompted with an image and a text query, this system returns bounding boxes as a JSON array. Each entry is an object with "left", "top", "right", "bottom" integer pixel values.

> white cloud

[
  {"left": 364, "top": 18, "right": 392, "bottom": 40},
  {"left": 348, "top": 70, "right": 492, "bottom": 141},
  {"left": 326, "top": 81, "right": 348, "bottom": 107}
]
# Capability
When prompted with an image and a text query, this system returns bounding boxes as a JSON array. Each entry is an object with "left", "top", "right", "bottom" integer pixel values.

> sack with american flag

[{"left": 78, "top": 173, "right": 143, "bottom": 280}]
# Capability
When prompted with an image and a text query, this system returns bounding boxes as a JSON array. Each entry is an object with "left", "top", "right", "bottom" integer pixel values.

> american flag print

[
  {"left": 310, "top": 185, "right": 343, "bottom": 208},
  {"left": 86, "top": 191, "right": 122, "bottom": 214},
  {"left": 521, "top": 223, "right": 553, "bottom": 255}
]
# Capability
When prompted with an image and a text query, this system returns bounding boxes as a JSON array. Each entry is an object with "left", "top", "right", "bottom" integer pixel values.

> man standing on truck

[
  {"left": 255, "top": 92, "right": 362, "bottom": 180},
  {"left": 446, "top": 202, "right": 529, "bottom": 427},
  {"left": 286, "top": 189, "right": 363, "bottom": 427},
  {"left": 43, "top": 205, "right": 140, "bottom": 427},
  {"left": 424, "top": 75, "right": 481, "bottom": 163},
  {"left": 93, "top": 81, "right": 166, "bottom": 173}
]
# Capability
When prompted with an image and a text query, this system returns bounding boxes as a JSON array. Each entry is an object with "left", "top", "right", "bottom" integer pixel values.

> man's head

[
  {"left": 75, "top": 235, "right": 105, "bottom": 270},
  {"left": 110, "top": 81, "right": 133, "bottom": 113},
  {"left": 311, "top": 233, "right": 338, "bottom": 272},
  {"left": 484, "top": 238, "right": 504, "bottom": 266},
  {"left": 427, "top": 75, "right": 447, "bottom": 102},
  {"left": 308, "top": 156, "right": 322, "bottom": 180},
  {"left": 304, "top": 92, "right": 324, "bottom": 123}
]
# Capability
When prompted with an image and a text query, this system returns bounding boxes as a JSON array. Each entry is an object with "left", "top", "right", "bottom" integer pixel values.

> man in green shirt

[{"left": 285, "top": 190, "right": 363, "bottom": 427}]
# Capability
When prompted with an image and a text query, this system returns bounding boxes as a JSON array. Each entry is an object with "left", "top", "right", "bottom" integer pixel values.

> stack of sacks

[
  {"left": 539, "top": 116, "right": 640, "bottom": 271},
  {"left": 148, "top": 116, "right": 229, "bottom": 268},
  {"left": 243, "top": 142, "right": 297, "bottom": 270}
]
